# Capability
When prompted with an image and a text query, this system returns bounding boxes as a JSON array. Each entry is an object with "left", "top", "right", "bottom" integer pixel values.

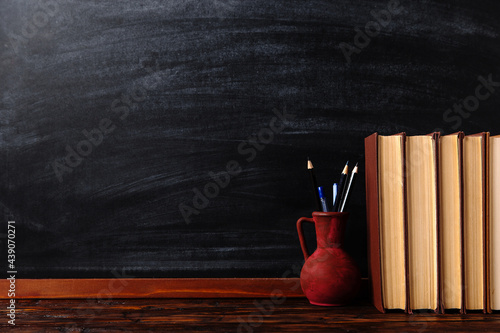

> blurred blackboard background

[{"left": 0, "top": 0, "right": 499, "bottom": 278}]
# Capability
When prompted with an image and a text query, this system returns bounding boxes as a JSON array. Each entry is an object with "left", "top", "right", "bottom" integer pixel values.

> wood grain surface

[{"left": 2, "top": 298, "right": 500, "bottom": 332}]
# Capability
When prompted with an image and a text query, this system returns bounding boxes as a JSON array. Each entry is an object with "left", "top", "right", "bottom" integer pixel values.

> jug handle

[{"left": 297, "top": 217, "right": 314, "bottom": 260}]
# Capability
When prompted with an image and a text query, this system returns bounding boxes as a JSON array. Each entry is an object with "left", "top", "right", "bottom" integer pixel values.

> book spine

[{"left": 364, "top": 132, "right": 385, "bottom": 313}]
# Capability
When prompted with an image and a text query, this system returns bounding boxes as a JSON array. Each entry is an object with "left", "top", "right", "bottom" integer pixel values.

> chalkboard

[{"left": 1, "top": 0, "right": 499, "bottom": 278}]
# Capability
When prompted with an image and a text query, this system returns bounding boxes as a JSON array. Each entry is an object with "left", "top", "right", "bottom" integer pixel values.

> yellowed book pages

[
  {"left": 378, "top": 135, "right": 406, "bottom": 310},
  {"left": 406, "top": 136, "right": 438, "bottom": 310},
  {"left": 463, "top": 135, "right": 485, "bottom": 310},
  {"left": 490, "top": 135, "right": 500, "bottom": 310},
  {"left": 439, "top": 134, "right": 462, "bottom": 309}
]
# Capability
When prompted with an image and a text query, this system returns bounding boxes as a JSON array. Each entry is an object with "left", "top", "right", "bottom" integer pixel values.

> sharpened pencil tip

[
  {"left": 307, "top": 159, "right": 313, "bottom": 169},
  {"left": 342, "top": 161, "right": 349, "bottom": 174}
]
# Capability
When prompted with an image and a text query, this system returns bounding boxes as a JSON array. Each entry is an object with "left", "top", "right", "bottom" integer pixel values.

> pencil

[
  {"left": 332, "top": 161, "right": 349, "bottom": 211},
  {"left": 339, "top": 162, "right": 358, "bottom": 212},
  {"left": 307, "top": 158, "right": 322, "bottom": 211}
]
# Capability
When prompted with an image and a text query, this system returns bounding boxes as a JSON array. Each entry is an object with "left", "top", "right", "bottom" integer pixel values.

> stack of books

[{"left": 365, "top": 132, "right": 500, "bottom": 313}]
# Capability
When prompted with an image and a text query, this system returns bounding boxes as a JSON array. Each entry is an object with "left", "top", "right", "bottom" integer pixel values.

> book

[
  {"left": 366, "top": 131, "right": 496, "bottom": 314},
  {"left": 489, "top": 135, "right": 500, "bottom": 310},
  {"left": 462, "top": 132, "right": 489, "bottom": 312},
  {"left": 405, "top": 133, "right": 439, "bottom": 313},
  {"left": 438, "top": 132, "right": 464, "bottom": 312},
  {"left": 365, "top": 132, "right": 407, "bottom": 312}
]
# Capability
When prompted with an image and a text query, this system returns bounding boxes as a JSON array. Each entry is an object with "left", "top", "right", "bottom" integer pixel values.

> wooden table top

[{"left": 2, "top": 298, "right": 500, "bottom": 332}]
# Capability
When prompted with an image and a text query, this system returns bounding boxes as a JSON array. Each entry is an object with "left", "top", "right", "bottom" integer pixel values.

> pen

[
  {"left": 318, "top": 186, "right": 329, "bottom": 212},
  {"left": 332, "top": 183, "right": 338, "bottom": 208},
  {"left": 333, "top": 161, "right": 349, "bottom": 211},
  {"left": 308, "top": 158, "right": 322, "bottom": 211},
  {"left": 339, "top": 162, "right": 358, "bottom": 212}
]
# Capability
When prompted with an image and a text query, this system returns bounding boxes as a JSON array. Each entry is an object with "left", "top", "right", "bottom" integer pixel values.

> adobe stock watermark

[
  {"left": 61, "top": 268, "right": 133, "bottom": 331},
  {"left": 339, "top": 0, "right": 403, "bottom": 64},
  {"left": 178, "top": 106, "right": 295, "bottom": 224},
  {"left": 435, "top": 74, "right": 500, "bottom": 132},
  {"left": 50, "top": 57, "right": 162, "bottom": 182},
  {"left": 3, "top": 0, "right": 75, "bottom": 60},
  {"left": 236, "top": 263, "right": 302, "bottom": 333},
  {"left": 6, "top": 221, "right": 17, "bottom": 326}
]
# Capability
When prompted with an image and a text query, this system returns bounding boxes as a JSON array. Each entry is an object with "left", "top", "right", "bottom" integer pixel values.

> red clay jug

[{"left": 297, "top": 211, "right": 361, "bottom": 306}]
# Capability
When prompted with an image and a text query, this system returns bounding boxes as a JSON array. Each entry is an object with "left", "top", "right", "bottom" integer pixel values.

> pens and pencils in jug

[{"left": 307, "top": 158, "right": 358, "bottom": 212}]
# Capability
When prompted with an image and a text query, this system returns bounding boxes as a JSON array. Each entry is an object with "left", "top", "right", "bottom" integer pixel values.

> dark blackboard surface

[{"left": 0, "top": 0, "right": 499, "bottom": 278}]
